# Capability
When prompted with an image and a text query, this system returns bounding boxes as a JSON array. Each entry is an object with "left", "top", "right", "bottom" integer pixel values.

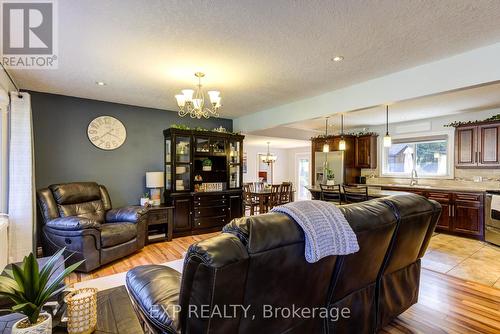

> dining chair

[
  {"left": 243, "top": 184, "right": 259, "bottom": 216},
  {"left": 279, "top": 182, "right": 292, "bottom": 204},
  {"left": 319, "top": 184, "right": 342, "bottom": 205},
  {"left": 254, "top": 182, "right": 265, "bottom": 192},
  {"left": 268, "top": 184, "right": 282, "bottom": 210},
  {"left": 244, "top": 182, "right": 255, "bottom": 192},
  {"left": 342, "top": 185, "right": 369, "bottom": 204}
]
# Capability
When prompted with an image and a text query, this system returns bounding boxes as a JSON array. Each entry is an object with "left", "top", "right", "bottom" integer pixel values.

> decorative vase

[
  {"left": 202, "top": 166, "right": 212, "bottom": 171},
  {"left": 140, "top": 198, "right": 149, "bottom": 206},
  {"left": 326, "top": 179, "right": 335, "bottom": 185},
  {"left": 65, "top": 288, "right": 98, "bottom": 334},
  {"left": 12, "top": 312, "right": 52, "bottom": 334}
]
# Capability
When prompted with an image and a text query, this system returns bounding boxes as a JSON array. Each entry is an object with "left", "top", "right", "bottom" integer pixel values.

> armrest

[
  {"left": 46, "top": 216, "right": 101, "bottom": 231},
  {"left": 126, "top": 265, "right": 181, "bottom": 332},
  {"left": 105, "top": 206, "right": 146, "bottom": 223}
]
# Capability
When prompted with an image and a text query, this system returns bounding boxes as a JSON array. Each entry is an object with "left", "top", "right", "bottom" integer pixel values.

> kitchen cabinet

[
  {"left": 455, "top": 122, "right": 500, "bottom": 168},
  {"left": 452, "top": 193, "right": 483, "bottom": 237},
  {"left": 355, "top": 135, "right": 378, "bottom": 169},
  {"left": 478, "top": 124, "right": 500, "bottom": 167},
  {"left": 380, "top": 186, "right": 484, "bottom": 239},
  {"left": 426, "top": 192, "right": 452, "bottom": 231},
  {"left": 311, "top": 134, "right": 375, "bottom": 186}
]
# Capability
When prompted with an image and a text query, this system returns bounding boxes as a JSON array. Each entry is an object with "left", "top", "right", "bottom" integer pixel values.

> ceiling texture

[{"left": 11, "top": 0, "right": 500, "bottom": 121}]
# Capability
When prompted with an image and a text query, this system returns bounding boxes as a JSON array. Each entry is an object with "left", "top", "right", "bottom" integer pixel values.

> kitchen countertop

[
  {"left": 307, "top": 186, "right": 410, "bottom": 198},
  {"left": 360, "top": 183, "right": 492, "bottom": 193}
]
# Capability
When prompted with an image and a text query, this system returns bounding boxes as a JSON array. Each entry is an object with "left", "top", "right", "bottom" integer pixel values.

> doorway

[{"left": 295, "top": 153, "right": 311, "bottom": 200}]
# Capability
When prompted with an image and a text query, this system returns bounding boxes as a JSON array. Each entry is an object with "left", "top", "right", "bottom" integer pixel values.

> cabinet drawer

[
  {"left": 427, "top": 192, "right": 451, "bottom": 201},
  {"left": 194, "top": 206, "right": 228, "bottom": 218},
  {"left": 194, "top": 196, "right": 227, "bottom": 207},
  {"left": 193, "top": 215, "right": 227, "bottom": 229},
  {"left": 454, "top": 193, "right": 483, "bottom": 203},
  {"left": 148, "top": 212, "right": 168, "bottom": 225}
]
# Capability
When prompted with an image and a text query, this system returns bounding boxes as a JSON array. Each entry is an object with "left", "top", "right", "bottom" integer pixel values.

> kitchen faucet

[
  {"left": 410, "top": 169, "right": 418, "bottom": 186},
  {"left": 410, "top": 153, "right": 418, "bottom": 186}
]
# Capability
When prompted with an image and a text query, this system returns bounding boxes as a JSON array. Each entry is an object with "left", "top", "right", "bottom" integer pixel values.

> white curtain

[{"left": 8, "top": 92, "right": 35, "bottom": 262}]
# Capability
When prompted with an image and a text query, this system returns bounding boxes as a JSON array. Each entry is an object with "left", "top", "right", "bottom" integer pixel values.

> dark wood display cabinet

[{"left": 164, "top": 128, "right": 245, "bottom": 237}]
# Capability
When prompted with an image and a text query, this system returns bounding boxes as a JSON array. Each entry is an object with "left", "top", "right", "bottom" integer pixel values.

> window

[{"left": 382, "top": 135, "right": 450, "bottom": 178}]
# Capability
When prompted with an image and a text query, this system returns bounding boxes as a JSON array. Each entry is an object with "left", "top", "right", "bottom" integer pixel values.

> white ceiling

[
  {"left": 251, "top": 82, "right": 500, "bottom": 140},
  {"left": 243, "top": 134, "right": 309, "bottom": 149},
  {"left": 11, "top": 0, "right": 500, "bottom": 119}
]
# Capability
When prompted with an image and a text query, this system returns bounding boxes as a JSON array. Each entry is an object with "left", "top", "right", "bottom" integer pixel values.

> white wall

[
  {"left": 243, "top": 145, "right": 291, "bottom": 183},
  {"left": 243, "top": 144, "right": 311, "bottom": 190}
]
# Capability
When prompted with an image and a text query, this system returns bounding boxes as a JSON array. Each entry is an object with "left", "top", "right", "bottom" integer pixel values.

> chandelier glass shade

[
  {"left": 322, "top": 117, "right": 330, "bottom": 152},
  {"left": 338, "top": 114, "right": 346, "bottom": 151},
  {"left": 175, "top": 72, "right": 221, "bottom": 119},
  {"left": 261, "top": 142, "right": 277, "bottom": 165},
  {"left": 383, "top": 105, "right": 392, "bottom": 147}
]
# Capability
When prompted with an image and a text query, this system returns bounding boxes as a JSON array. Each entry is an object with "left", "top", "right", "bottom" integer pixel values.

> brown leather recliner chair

[
  {"left": 125, "top": 194, "right": 440, "bottom": 333},
  {"left": 37, "top": 182, "right": 147, "bottom": 272}
]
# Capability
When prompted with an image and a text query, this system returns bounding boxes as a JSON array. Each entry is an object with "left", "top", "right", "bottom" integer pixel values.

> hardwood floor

[{"left": 67, "top": 233, "right": 500, "bottom": 333}]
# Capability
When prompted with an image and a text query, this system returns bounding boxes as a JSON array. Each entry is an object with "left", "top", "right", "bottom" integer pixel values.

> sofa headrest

[
  {"left": 382, "top": 193, "right": 441, "bottom": 219},
  {"left": 223, "top": 212, "right": 304, "bottom": 254},
  {"left": 49, "top": 182, "right": 101, "bottom": 205},
  {"left": 339, "top": 198, "right": 398, "bottom": 233}
]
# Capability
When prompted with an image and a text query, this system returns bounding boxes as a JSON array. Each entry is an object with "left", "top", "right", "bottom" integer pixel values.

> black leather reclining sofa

[{"left": 126, "top": 194, "right": 440, "bottom": 333}]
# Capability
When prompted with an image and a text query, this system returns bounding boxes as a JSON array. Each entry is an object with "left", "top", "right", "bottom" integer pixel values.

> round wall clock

[{"left": 87, "top": 115, "right": 127, "bottom": 150}]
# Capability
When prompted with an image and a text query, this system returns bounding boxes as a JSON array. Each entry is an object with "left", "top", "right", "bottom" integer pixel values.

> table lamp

[{"left": 146, "top": 172, "right": 164, "bottom": 206}]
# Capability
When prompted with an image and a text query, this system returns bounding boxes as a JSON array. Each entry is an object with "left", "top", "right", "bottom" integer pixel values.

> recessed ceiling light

[
  {"left": 95, "top": 81, "right": 106, "bottom": 86},
  {"left": 332, "top": 56, "right": 344, "bottom": 62}
]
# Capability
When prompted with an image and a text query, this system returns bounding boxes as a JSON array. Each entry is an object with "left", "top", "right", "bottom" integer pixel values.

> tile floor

[{"left": 422, "top": 233, "right": 500, "bottom": 289}]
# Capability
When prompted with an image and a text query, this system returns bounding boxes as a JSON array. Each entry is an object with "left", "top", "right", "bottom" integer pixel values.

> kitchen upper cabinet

[
  {"left": 478, "top": 124, "right": 500, "bottom": 167},
  {"left": 355, "top": 135, "right": 377, "bottom": 169},
  {"left": 455, "top": 122, "right": 500, "bottom": 168},
  {"left": 455, "top": 126, "right": 477, "bottom": 167}
]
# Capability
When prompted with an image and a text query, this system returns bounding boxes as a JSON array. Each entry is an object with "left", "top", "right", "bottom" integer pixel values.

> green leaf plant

[{"left": 0, "top": 248, "right": 83, "bottom": 325}]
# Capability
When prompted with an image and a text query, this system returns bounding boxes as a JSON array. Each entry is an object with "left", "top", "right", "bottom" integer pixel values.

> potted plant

[
  {"left": 0, "top": 248, "right": 83, "bottom": 334},
  {"left": 325, "top": 167, "right": 335, "bottom": 185},
  {"left": 202, "top": 158, "right": 212, "bottom": 171},
  {"left": 140, "top": 192, "right": 150, "bottom": 206}
]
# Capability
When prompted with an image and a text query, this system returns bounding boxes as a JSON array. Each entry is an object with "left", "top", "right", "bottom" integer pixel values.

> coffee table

[{"left": 0, "top": 286, "right": 143, "bottom": 334}]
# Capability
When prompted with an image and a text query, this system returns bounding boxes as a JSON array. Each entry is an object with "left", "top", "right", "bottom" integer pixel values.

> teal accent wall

[{"left": 31, "top": 91, "right": 232, "bottom": 207}]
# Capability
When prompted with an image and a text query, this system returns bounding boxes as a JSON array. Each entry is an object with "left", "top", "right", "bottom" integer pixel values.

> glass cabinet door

[
  {"left": 195, "top": 137, "right": 210, "bottom": 153},
  {"left": 229, "top": 141, "right": 240, "bottom": 164},
  {"left": 165, "top": 164, "right": 172, "bottom": 190},
  {"left": 175, "top": 165, "right": 190, "bottom": 191},
  {"left": 229, "top": 164, "right": 241, "bottom": 188},
  {"left": 165, "top": 139, "right": 172, "bottom": 190},
  {"left": 212, "top": 139, "right": 226, "bottom": 154},
  {"left": 176, "top": 136, "right": 191, "bottom": 163}
]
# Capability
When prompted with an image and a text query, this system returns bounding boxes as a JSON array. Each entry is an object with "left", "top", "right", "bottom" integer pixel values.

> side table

[{"left": 143, "top": 205, "right": 174, "bottom": 243}]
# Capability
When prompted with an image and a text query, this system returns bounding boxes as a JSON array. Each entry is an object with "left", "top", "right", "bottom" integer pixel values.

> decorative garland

[
  {"left": 311, "top": 131, "right": 378, "bottom": 140},
  {"left": 170, "top": 123, "right": 241, "bottom": 135},
  {"left": 444, "top": 114, "right": 500, "bottom": 127}
]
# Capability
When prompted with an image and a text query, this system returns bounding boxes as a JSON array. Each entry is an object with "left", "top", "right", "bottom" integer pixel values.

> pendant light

[
  {"left": 383, "top": 105, "right": 392, "bottom": 147},
  {"left": 261, "top": 142, "right": 277, "bottom": 165},
  {"left": 322, "top": 117, "right": 330, "bottom": 152},
  {"left": 339, "top": 114, "right": 346, "bottom": 151}
]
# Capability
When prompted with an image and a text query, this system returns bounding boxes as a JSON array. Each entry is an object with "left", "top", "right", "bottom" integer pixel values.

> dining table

[{"left": 249, "top": 188, "right": 295, "bottom": 213}]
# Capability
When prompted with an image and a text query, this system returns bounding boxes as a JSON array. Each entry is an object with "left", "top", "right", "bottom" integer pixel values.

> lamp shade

[{"left": 146, "top": 172, "right": 164, "bottom": 188}]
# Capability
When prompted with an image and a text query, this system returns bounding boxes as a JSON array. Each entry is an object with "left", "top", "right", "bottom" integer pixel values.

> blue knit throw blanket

[{"left": 271, "top": 200, "right": 359, "bottom": 263}]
